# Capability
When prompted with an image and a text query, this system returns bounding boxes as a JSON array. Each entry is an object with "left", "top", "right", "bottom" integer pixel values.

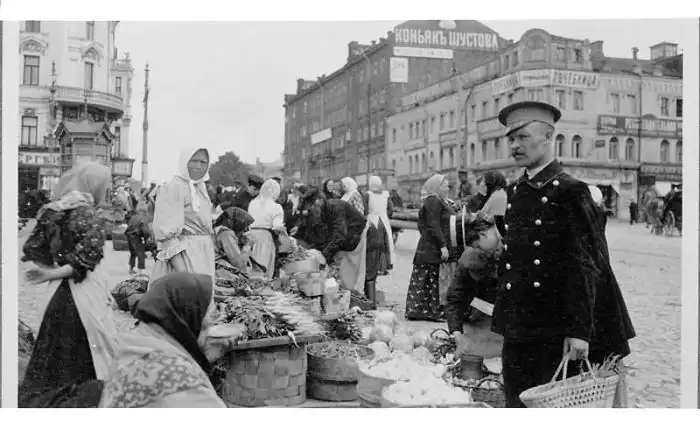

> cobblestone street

[{"left": 18, "top": 220, "right": 682, "bottom": 408}]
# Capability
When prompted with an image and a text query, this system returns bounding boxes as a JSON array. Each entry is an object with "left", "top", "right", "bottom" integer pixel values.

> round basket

[
  {"left": 470, "top": 377, "right": 506, "bottom": 408},
  {"left": 356, "top": 365, "right": 397, "bottom": 408},
  {"left": 307, "top": 343, "right": 375, "bottom": 382},
  {"left": 306, "top": 376, "right": 359, "bottom": 402},
  {"left": 220, "top": 343, "right": 308, "bottom": 407}
]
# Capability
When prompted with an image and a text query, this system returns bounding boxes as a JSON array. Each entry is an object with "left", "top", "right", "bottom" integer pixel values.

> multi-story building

[
  {"left": 387, "top": 28, "right": 683, "bottom": 220},
  {"left": 283, "top": 20, "right": 508, "bottom": 187},
  {"left": 18, "top": 20, "right": 134, "bottom": 194}
]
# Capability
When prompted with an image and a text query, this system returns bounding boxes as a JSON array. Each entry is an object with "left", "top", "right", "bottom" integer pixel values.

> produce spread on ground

[{"left": 209, "top": 242, "right": 504, "bottom": 408}]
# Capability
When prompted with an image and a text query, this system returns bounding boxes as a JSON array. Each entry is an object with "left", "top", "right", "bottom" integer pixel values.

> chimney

[
  {"left": 296, "top": 78, "right": 305, "bottom": 94},
  {"left": 347, "top": 41, "right": 359, "bottom": 61},
  {"left": 379, "top": 37, "right": 386, "bottom": 43},
  {"left": 590, "top": 40, "right": 604, "bottom": 59},
  {"left": 371, "top": 40, "right": 376, "bottom": 46},
  {"left": 632, "top": 47, "right": 639, "bottom": 60}
]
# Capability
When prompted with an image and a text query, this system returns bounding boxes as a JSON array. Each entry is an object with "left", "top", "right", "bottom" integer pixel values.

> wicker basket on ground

[
  {"left": 220, "top": 335, "right": 323, "bottom": 407},
  {"left": 306, "top": 342, "right": 374, "bottom": 402}
]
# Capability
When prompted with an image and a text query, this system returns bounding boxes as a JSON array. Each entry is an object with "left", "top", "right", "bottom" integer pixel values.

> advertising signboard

[
  {"left": 389, "top": 57, "right": 409, "bottom": 83},
  {"left": 597, "top": 115, "right": 682, "bottom": 139},
  {"left": 393, "top": 20, "right": 500, "bottom": 52},
  {"left": 394, "top": 46, "right": 454, "bottom": 59}
]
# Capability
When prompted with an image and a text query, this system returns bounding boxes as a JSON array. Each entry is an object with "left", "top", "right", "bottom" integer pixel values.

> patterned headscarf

[
  {"left": 215, "top": 207, "right": 254, "bottom": 234},
  {"left": 175, "top": 147, "right": 210, "bottom": 213},
  {"left": 41, "top": 163, "right": 111, "bottom": 218},
  {"left": 421, "top": 174, "right": 447, "bottom": 201}
]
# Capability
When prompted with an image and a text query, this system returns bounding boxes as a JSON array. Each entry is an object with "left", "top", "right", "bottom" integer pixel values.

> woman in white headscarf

[
  {"left": 150, "top": 147, "right": 215, "bottom": 289},
  {"left": 366, "top": 176, "right": 395, "bottom": 275},
  {"left": 248, "top": 179, "right": 285, "bottom": 279},
  {"left": 340, "top": 177, "right": 365, "bottom": 215}
]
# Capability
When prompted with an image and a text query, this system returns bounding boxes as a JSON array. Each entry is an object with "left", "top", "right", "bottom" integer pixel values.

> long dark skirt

[
  {"left": 19, "top": 280, "right": 103, "bottom": 408},
  {"left": 364, "top": 222, "right": 379, "bottom": 283},
  {"left": 375, "top": 219, "right": 392, "bottom": 274},
  {"left": 405, "top": 263, "right": 443, "bottom": 321}
]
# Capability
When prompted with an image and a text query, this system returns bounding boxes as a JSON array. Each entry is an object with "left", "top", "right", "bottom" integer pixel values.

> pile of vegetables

[
  {"left": 278, "top": 246, "right": 325, "bottom": 268},
  {"left": 361, "top": 354, "right": 445, "bottom": 381},
  {"left": 363, "top": 311, "right": 433, "bottom": 359},
  {"left": 322, "top": 311, "right": 364, "bottom": 342},
  {"left": 217, "top": 292, "right": 324, "bottom": 342},
  {"left": 307, "top": 341, "right": 373, "bottom": 360},
  {"left": 383, "top": 377, "right": 474, "bottom": 406}
]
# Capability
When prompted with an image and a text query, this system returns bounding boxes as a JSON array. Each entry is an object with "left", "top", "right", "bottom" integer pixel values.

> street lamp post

[{"left": 360, "top": 51, "right": 372, "bottom": 188}]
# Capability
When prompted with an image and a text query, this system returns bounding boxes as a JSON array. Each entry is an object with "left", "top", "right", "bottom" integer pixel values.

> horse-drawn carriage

[{"left": 647, "top": 189, "right": 682, "bottom": 237}]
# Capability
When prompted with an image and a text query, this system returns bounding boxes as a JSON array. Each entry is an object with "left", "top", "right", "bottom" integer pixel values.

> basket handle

[
  {"left": 430, "top": 328, "right": 451, "bottom": 340},
  {"left": 475, "top": 376, "right": 504, "bottom": 390},
  {"left": 549, "top": 357, "right": 596, "bottom": 385}
]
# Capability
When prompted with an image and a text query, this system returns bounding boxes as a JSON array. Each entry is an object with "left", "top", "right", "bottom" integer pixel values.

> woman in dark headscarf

[
  {"left": 322, "top": 179, "right": 341, "bottom": 200},
  {"left": 214, "top": 207, "right": 254, "bottom": 277},
  {"left": 20, "top": 162, "right": 120, "bottom": 407},
  {"left": 100, "top": 272, "right": 244, "bottom": 408}
]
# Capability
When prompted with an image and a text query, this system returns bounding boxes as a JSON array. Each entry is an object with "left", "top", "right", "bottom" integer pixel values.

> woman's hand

[
  {"left": 440, "top": 247, "right": 449, "bottom": 261},
  {"left": 25, "top": 266, "right": 55, "bottom": 285},
  {"left": 169, "top": 252, "right": 188, "bottom": 272}
]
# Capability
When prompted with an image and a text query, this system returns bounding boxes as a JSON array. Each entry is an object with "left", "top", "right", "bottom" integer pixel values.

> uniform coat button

[
  {"left": 533, "top": 259, "right": 541, "bottom": 266},
  {"left": 504, "top": 224, "right": 509, "bottom": 231},
  {"left": 507, "top": 203, "right": 512, "bottom": 210},
  {"left": 506, "top": 263, "right": 511, "bottom": 270},
  {"left": 541, "top": 196, "right": 548, "bottom": 204},
  {"left": 553, "top": 180, "right": 560, "bottom": 186},
  {"left": 535, "top": 219, "right": 542, "bottom": 226},
  {"left": 533, "top": 282, "right": 541, "bottom": 288},
  {"left": 506, "top": 283, "right": 512, "bottom": 290},
  {"left": 534, "top": 241, "right": 541, "bottom": 247},
  {"left": 504, "top": 244, "right": 508, "bottom": 251}
]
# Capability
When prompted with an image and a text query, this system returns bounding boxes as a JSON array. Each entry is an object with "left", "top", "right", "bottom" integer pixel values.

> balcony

[{"left": 56, "top": 86, "right": 124, "bottom": 115}]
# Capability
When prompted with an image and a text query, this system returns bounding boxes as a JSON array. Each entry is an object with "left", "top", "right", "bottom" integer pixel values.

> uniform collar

[
  {"left": 519, "top": 159, "right": 563, "bottom": 187},
  {"left": 523, "top": 158, "right": 555, "bottom": 180}
]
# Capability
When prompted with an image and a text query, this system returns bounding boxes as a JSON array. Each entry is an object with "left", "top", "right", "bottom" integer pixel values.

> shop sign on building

[
  {"left": 389, "top": 57, "right": 409, "bottom": 83},
  {"left": 311, "top": 128, "right": 332, "bottom": 145},
  {"left": 394, "top": 24, "right": 500, "bottom": 51},
  {"left": 18, "top": 152, "right": 61, "bottom": 166},
  {"left": 394, "top": 46, "right": 453, "bottom": 59},
  {"left": 549, "top": 70, "right": 600, "bottom": 90},
  {"left": 520, "top": 69, "right": 551, "bottom": 87},
  {"left": 597, "top": 115, "right": 682, "bottom": 139},
  {"left": 639, "top": 164, "right": 682, "bottom": 182}
]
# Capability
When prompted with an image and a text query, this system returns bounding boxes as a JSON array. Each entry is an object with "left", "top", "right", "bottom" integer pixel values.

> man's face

[
  {"left": 507, "top": 122, "right": 552, "bottom": 168},
  {"left": 473, "top": 226, "right": 503, "bottom": 256}
]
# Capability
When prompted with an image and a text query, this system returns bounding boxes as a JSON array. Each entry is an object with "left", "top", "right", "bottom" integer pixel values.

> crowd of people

[{"left": 19, "top": 101, "right": 639, "bottom": 408}]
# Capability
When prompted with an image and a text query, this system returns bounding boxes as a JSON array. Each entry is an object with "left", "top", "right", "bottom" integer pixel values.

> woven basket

[
  {"left": 520, "top": 358, "right": 619, "bottom": 408},
  {"left": 471, "top": 377, "right": 506, "bottom": 408}
]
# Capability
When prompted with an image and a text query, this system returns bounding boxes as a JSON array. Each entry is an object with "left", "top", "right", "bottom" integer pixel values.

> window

[
  {"left": 460, "top": 108, "right": 465, "bottom": 125},
  {"left": 481, "top": 141, "right": 488, "bottom": 160},
  {"left": 470, "top": 105, "right": 476, "bottom": 121},
  {"left": 439, "top": 113, "right": 446, "bottom": 130},
  {"left": 512, "top": 50, "right": 519, "bottom": 66},
  {"left": 573, "top": 91, "right": 584, "bottom": 111},
  {"left": 449, "top": 148, "right": 455, "bottom": 168},
  {"left": 449, "top": 110, "right": 455, "bottom": 128},
  {"left": 556, "top": 47, "right": 566, "bottom": 61},
  {"left": 23, "top": 55, "right": 40, "bottom": 86},
  {"left": 371, "top": 123, "right": 377, "bottom": 137},
  {"left": 507, "top": 93, "right": 514, "bottom": 104},
  {"left": 504, "top": 55, "right": 510, "bottom": 70},
  {"left": 86, "top": 21, "right": 95, "bottom": 40},
  {"left": 611, "top": 93, "right": 620, "bottom": 113},
  {"left": 675, "top": 140, "right": 682, "bottom": 162},
  {"left": 422, "top": 153, "right": 427, "bottom": 172},
  {"left": 392, "top": 128, "right": 397, "bottom": 144},
  {"left": 676, "top": 98, "right": 683, "bottom": 117},
  {"left": 392, "top": 159, "right": 396, "bottom": 171},
  {"left": 609, "top": 137, "right": 619, "bottom": 160},
  {"left": 430, "top": 116, "right": 436, "bottom": 132},
  {"left": 470, "top": 143, "right": 476, "bottom": 165},
  {"left": 572, "top": 135, "right": 582, "bottom": 157},
  {"left": 555, "top": 134, "right": 566, "bottom": 157},
  {"left": 115, "top": 77, "right": 122, "bottom": 96},
  {"left": 25, "top": 21, "right": 41, "bottom": 33},
  {"left": 625, "top": 138, "right": 635, "bottom": 160},
  {"left": 21, "top": 116, "right": 39, "bottom": 146},
  {"left": 113, "top": 126, "right": 122, "bottom": 155},
  {"left": 460, "top": 144, "right": 466, "bottom": 167},
  {"left": 421, "top": 120, "right": 426, "bottom": 136},
  {"left": 574, "top": 48, "right": 583, "bottom": 63},
  {"left": 627, "top": 95, "right": 637, "bottom": 114},
  {"left": 556, "top": 90, "right": 566, "bottom": 110},
  {"left": 660, "top": 97, "right": 669, "bottom": 116},
  {"left": 439, "top": 150, "right": 445, "bottom": 169},
  {"left": 481, "top": 101, "right": 488, "bottom": 118},
  {"left": 409, "top": 123, "right": 414, "bottom": 139},
  {"left": 494, "top": 138, "right": 501, "bottom": 160},
  {"left": 409, "top": 156, "right": 413, "bottom": 174},
  {"left": 528, "top": 88, "right": 544, "bottom": 102},
  {"left": 494, "top": 97, "right": 501, "bottom": 114},
  {"left": 303, "top": 102, "right": 307, "bottom": 114},
  {"left": 660, "top": 140, "right": 670, "bottom": 162}
]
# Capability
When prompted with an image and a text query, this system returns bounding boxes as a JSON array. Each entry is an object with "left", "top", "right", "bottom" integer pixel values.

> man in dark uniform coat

[
  {"left": 222, "top": 174, "right": 264, "bottom": 211},
  {"left": 493, "top": 101, "right": 636, "bottom": 408}
]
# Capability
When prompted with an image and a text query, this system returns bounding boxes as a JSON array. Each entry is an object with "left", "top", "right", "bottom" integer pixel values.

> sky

[{"left": 114, "top": 19, "right": 695, "bottom": 183}]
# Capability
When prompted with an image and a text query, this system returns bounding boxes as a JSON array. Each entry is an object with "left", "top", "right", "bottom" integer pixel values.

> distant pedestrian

[
  {"left": 126, "top": 202, "right": 150, "bottom": 275},
  {"left": 629, "top": 201, "right": 638, "bottom": 225}
]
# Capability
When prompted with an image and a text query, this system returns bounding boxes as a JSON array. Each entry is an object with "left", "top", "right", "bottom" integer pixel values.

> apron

[
  {"left": 336, "top": 222, "right": 370, "bottom": 293},
  {"left": 367, "top": 191, "right": 396, "bottom": 267},
  {"left": 38, "top": 262, "right": 121, "bottom": 381}
]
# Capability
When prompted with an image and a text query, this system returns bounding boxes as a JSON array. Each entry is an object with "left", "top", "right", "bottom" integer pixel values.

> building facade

[
  {"left": 283, "top": 20, "right": 508, "bottom": 188},
  {"left": 18, "top": 20, "right": 134, "bottom": 194},
  {"left": 386, "top": 28, "right": 683, "bottom": 220}
]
